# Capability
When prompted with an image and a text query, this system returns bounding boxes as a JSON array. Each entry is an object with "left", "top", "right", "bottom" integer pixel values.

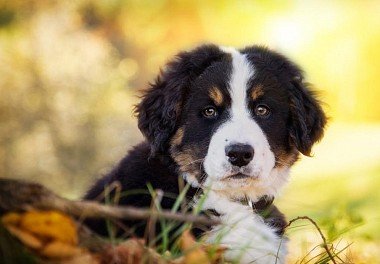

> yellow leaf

[
  {"left": 2, "top": 212, "right": 22, "bottom": 226},
  {"left": 180, "top": 230, "right": 210, "bottom": 264},
  {"left": 5, "top": 225, "right": 44, "bottom": 250},
  {"left": 19, "top": 210, "right": 78, "bottom": 245},
  {"left": 60, "top": 252, "right": 100, "bottom": 264},
  {"left": 204, "top": 244, "right": 227, "bottom": 263},
  {"left": 40, "top": 241, "right": 82, "bottom": 259}
]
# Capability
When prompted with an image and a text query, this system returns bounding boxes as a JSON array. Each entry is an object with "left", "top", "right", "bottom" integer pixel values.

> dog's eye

[
  {"left": 202, "top": 106, "right": 218, "bottom": 118},
  {"left": 255, "top": 105, "right": 270, "bottom": 117}
]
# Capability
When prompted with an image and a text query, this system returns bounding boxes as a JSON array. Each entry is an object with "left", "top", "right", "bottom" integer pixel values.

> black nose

[{"left": 225, "top": 144, "right": 254, "bottom": 167}]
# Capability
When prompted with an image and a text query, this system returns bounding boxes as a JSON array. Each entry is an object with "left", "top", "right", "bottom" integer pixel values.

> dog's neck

[{"left": 182, "top": 175, "right": 276, "bottom": 211}]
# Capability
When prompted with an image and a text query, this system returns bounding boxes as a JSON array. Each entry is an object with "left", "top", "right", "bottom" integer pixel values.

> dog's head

[{"left": 135, "top": 44, "right": 326, "bottom": 201}]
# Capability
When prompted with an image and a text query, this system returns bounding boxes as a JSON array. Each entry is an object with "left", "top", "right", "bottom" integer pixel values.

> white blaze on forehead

[{"left": 220, "top": 46, "right": 253, "bottom": 117}]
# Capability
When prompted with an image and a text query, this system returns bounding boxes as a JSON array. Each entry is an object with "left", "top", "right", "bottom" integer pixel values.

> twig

[
  {"left": 145, "top": 189, "right": 163, "bottom": 248},
  {"left": 0, "top": 179, "right": 220, "bottom": 226},
  {"left": 285, "top": 216, "right": 337, "bottom": 264},
  {"left": 178, "top": 176, "right": 187, "bottom": 214}
]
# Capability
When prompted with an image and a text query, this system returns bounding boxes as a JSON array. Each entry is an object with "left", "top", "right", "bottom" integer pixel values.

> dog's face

[{"left": 136, "top": 45, "right": 326, "bottom": 200}]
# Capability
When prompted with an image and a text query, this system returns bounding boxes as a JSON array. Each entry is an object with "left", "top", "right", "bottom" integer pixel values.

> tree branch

[{"left": 0, "top": 179, "right": 220, "bottom": 226}]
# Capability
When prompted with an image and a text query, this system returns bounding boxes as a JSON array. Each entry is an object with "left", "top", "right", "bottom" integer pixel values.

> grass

[
  {"left": 99, "top": 180, "right": 358, "bottom": 263},
  {"left": 94, "top": 163, "right": 380, "bottom": 263},
  {"left": 278, "top": 165, "right": 380, "bottom": 263},
  {"left": 271, "top": 123, "right": 380, "bottom": 263}
]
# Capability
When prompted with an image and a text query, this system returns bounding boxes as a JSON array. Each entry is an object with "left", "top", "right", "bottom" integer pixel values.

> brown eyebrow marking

[
  {"left": 251, "top": 84, "right": 264, "bottom": 100},
  {"left": 209, "top": 86, "right": 224, "bottom": 105}
]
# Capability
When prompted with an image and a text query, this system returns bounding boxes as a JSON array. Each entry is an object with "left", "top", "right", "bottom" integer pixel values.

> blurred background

[{"left": 0, "top": 0, "right": 379, "bottom": 262}]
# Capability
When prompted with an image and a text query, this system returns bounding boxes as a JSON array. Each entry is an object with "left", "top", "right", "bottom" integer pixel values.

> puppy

[{"left": 84, "top": 44, "right": 326, "bottom": 263}]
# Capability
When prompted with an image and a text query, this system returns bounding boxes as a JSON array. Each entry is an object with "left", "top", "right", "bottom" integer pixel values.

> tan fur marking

[
  {"left": 209, "top": 87, "right": 224, "bottom": 105},
  {"left": 171, "top": 146, "right": 202, "bottom": 179},
  {"left": 276, "top": 149, "right": 299, "bottom": 168},
  {"left": 251, "top": 85, "right": 264, "bottom": 100},
  {"left": 173, "top": 153, "right": 193, "bottom": 168},
  {"left": 171, "top": 127, "right": 184, "bottom": 146}
]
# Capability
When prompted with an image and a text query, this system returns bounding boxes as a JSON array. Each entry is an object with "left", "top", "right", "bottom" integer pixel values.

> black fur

[
  {"left": 242, "top": 46, "right": 326, "bottom": 157},
  {"left": 135, "top": 44, "right": 225, "bottom": 156},
  {"left": 288, "top": 80, "right": 326, "bottom": 156},
  {"left": 84, "top": 142, "right": 198, "bottom": 238}
]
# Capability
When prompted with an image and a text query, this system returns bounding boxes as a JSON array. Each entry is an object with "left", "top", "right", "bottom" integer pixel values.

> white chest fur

[{"left": 200, "top": 191, "right": 287, "bottom": 264}]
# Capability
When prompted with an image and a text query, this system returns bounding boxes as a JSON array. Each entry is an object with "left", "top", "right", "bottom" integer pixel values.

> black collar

[
  {"left": 232, "top": 195, "right": 275, "bottom": 217},
  {"left": 189, "top": 188, "right": 275, "bottom": 218}
]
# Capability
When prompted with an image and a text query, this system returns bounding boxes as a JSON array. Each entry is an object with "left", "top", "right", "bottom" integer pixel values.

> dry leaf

[
  {"left": 40, "top": 241, "right": 82, "bottom": 259},
  {"left": 100, "top": 238, "right": 145, "bottom": 264},
  {"left": 2, "top": 212, "right": 22, "bottom": 226},
  {"left": 203, "top": 244, "right": 227, "bottom": 263},
  {"left": 19, "top": 210, "right": 78, "bottom": 245},
  {"left": 60, "top": 252, "right": 100, "bottom": 264},
  {"left": 180, "top": 230, "right": 210, "bottom": 264},
  {"left": 5, "top": 225, "right": 44, "bottom": 250},
  {"left": 2, "top": 210, "right": 87, "bottom": 261}
]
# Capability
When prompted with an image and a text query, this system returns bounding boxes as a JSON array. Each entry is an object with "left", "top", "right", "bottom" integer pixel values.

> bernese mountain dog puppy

[{"left": 84, "top": 44, "right": 326, "bottom": 263}]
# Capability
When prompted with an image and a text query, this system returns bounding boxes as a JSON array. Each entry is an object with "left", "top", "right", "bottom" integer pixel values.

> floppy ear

[
  {"left": 288, "top": 78, "right": 327, "bottom": 156},
  {"left": 135, "top": 45, "right": 224, "bottom": 156}
]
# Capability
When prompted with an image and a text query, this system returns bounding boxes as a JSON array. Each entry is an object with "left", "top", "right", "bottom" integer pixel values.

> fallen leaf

[
  {"left": 19, "top": 210, "right": 78, "bottom": 245},
  {"left": 60, "top": 252, "right": 100, "bottom": 264},
  {"left": 40, "top": 240, "right": 82, "bottom": 259},
  {"left": 203, "top": 244, "right": 227, "bottom": 263},
  {"left": 100, "top": 238, "right": 144, "bottom": 264},
  {"left": 2, "top": 212, "right": 22, "bottom": 226},
  {"left": 5, "top": 225, "right": 43, "bottom": 250},
  {"left": 2, "top": 210, "right": 88, "bottom": 261},
  {"left": 180, "top": 230, "right": 210, "bottom": 264}
]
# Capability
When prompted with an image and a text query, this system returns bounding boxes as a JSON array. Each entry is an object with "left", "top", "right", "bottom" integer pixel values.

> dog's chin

[
  {"left": 219, "top": 174, "right": 259, "bottom": 190},
  {"left": 201, "top": 165, "right": 291, "bottom": 201},
  {"left": 182, "top": 167, "right": 281, "bottom": 201},
  {"left": 222, "top": 172, "right": 258, "bottom": 181},
  {"left": 201, "top": 173, "right": 268, "bottom": 201}
]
